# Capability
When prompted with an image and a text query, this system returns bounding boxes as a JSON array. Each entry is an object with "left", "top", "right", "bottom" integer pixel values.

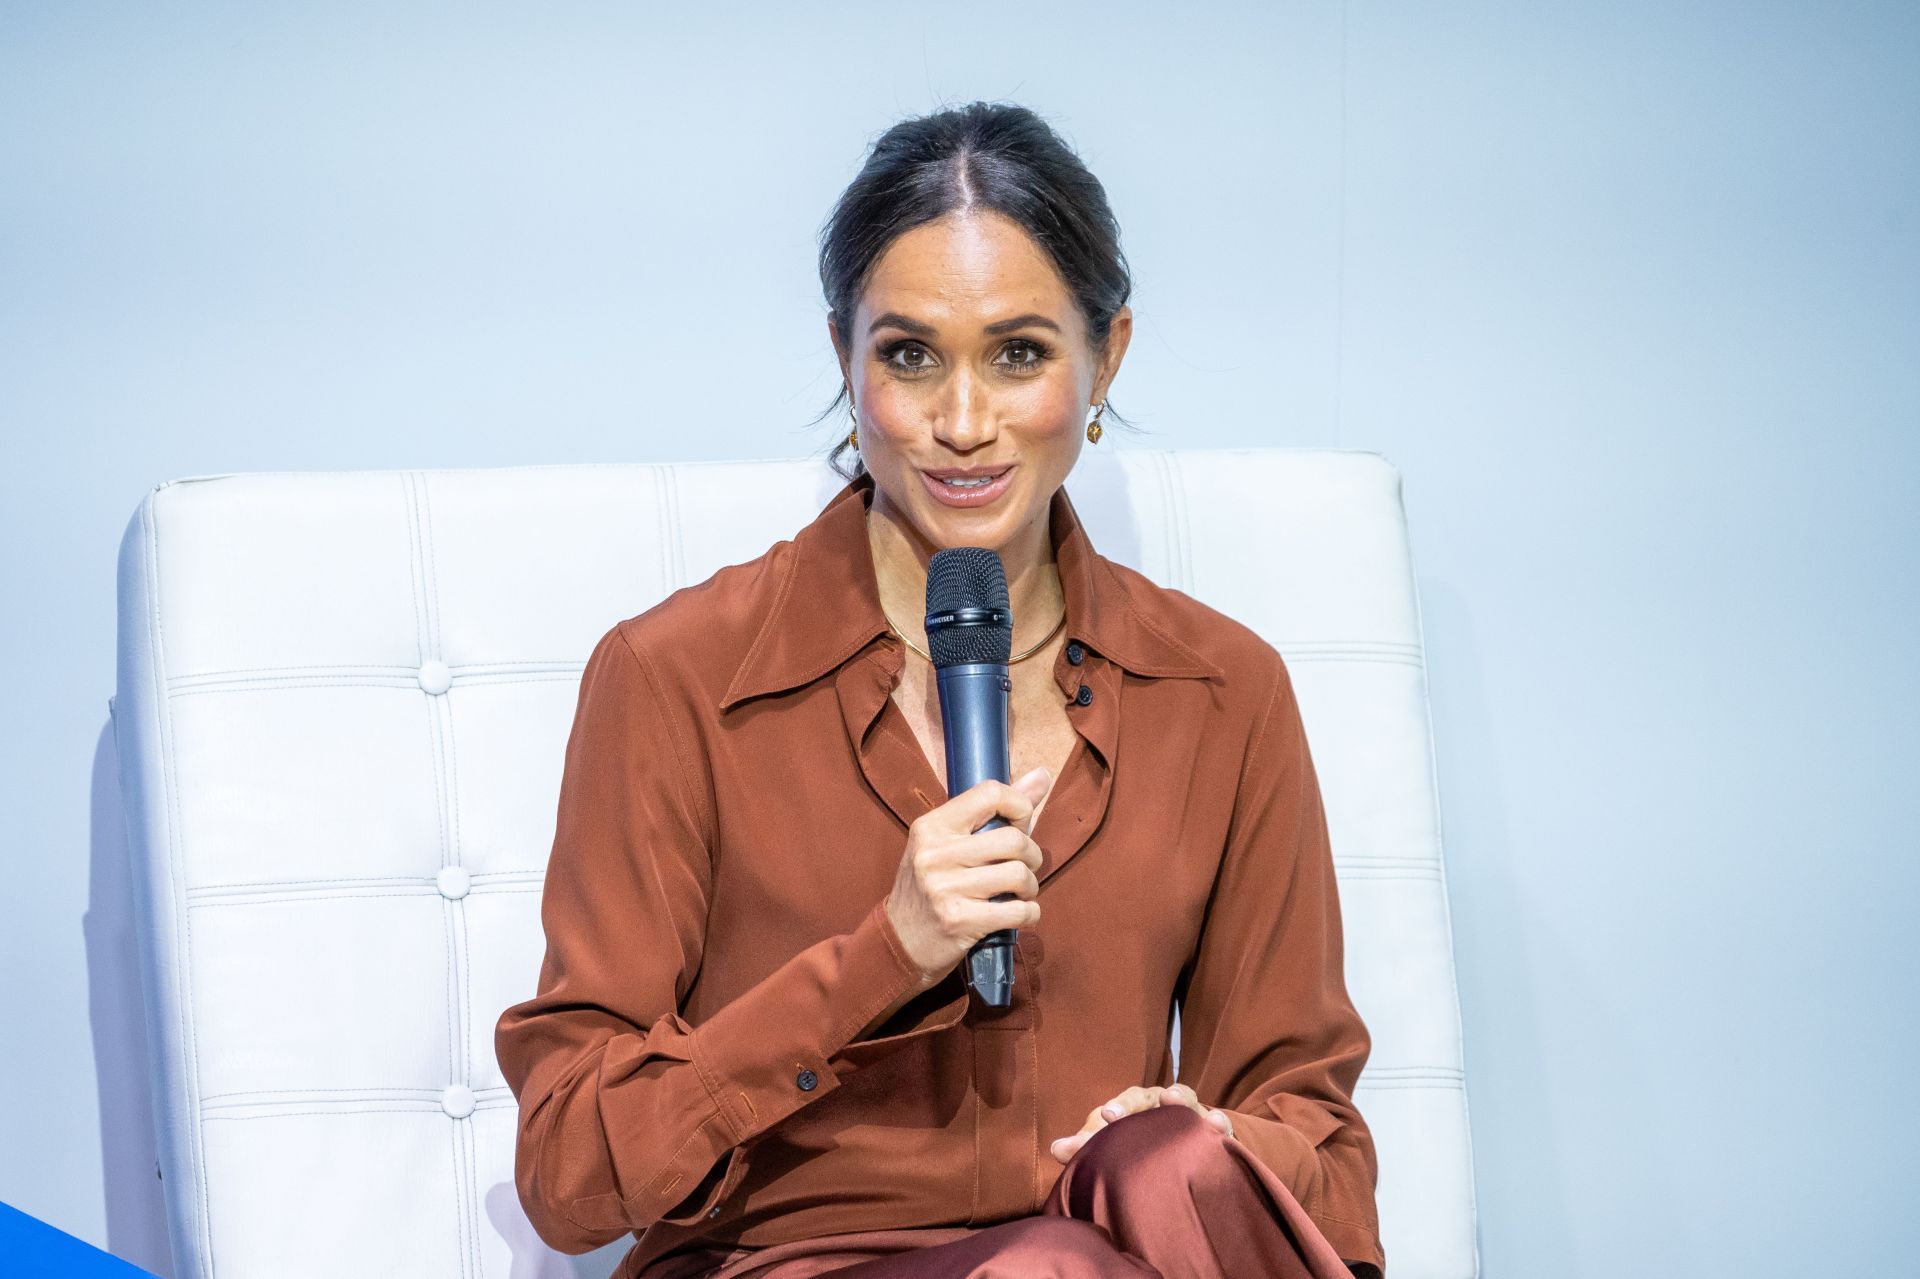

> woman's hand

[
  {"left": 885, "top": 766, "right": 1051, "bottom": 985},
  {"left": 1048, "top": 1084, "right": 1234, "bottom": 1164}
]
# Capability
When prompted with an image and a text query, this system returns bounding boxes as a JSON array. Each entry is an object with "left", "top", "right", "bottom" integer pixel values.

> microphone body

[
  {"left": 935, "top": 661, "right": 1016, "bottom": 1006},
  {"left": 924, "top": 546, "right": 1019, "bottom": 1007}
]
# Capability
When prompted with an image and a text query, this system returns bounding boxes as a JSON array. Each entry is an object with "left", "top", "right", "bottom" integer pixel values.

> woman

[{"left": 495, "top": 101, "right": 1384, "bottom": 1279}]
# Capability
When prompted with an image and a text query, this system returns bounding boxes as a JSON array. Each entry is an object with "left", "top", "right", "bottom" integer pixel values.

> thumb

[
  {"left": 1013, "top": 765, "right": 1051, "bottom": 801},
  {"left": 1012, "top": 766, "right": 1051, "bottom": 830}
]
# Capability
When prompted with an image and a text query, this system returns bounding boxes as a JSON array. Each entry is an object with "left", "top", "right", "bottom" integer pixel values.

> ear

[
  {"left": 1092, "top": 305, "right": 1133, "bottom": 403},
  {"left": 828, "top": 318, "right": 853, "bottom": 391}
]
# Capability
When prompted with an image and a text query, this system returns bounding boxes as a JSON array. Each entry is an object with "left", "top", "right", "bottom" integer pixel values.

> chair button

[
  {"left": 417, "top": 660, "right": 451, "bottom": 695},
  {"left": 796, "top": 1068, "right": 818, "bottom": 1092},
  {"left": 436, "top": 866, "right": 470, "bottom": 900},
  {"left": 441, "top": 1084, "right": 475, "bottom": 1119},
  {"left": 1074, "top": 684, "right": 1093, "bottom": 707},
  {"left": 1065, "top": 641, "right": 1085, "bottom": 666}
]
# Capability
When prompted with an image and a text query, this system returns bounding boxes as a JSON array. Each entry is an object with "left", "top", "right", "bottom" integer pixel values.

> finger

[
  {"left": 1052, "top": 1104, "right": 1210, "bottom": 1164},
  {"left": 949, "top": 823, "right": 1034, "bottom": 870},
  {"left": 1010, "top": 768, "right": 1050, "bottom": 837},
  {"left": 1006, "top": 768, "right": 1052, "bottom": 837},
  {"left": 1159, "top": 1085, "right": 1230, "bottom": 1133},
  {"left": 1080, "top": 1087, "right": 1156, "bottom": 1136},
  {"left": 1065, "top": 1105, "right": 1114, "bottom": 1144},
  {"left": 962, "top": 886, "right": 1041, "bottom": 932},
  {"left": 1160, "top": 1083, "right": 1212, "bottom": 1115},
  {"left": 932, "top": 778, "right": 1035, "bottom": 835},
  {"left": 1051, "top": 1089, "right": 1150, "bottom": 1163},
  {"left": 1090, "top": 1089, "right": 1140, "bottom": 1129},
  {"left": 1050, "top": 1124, "right": 1103, "bottom": 1161},
  {"left": 1010, "top": 765, "right": 1051, "bottom": 820},
  {"left": 1159, "top": 1085, "right": 1235, "bottom": 1137},
  {"left": 979, "top": 854, "right": 1042, "bottom": 905}
]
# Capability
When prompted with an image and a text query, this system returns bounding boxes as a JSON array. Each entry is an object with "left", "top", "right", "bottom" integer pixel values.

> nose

[{"left": 930, "top": 368, "right": 998, "bottom": 453}]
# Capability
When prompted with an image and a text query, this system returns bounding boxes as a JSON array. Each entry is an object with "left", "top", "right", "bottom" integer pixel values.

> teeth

[{"left": 941, "top": 475, "right": 997, "bottom": 488}]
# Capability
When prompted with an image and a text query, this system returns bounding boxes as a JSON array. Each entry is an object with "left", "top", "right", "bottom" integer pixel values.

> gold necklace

[{"left": 884, "top": 607, "right": 1068, "bottom": 665}]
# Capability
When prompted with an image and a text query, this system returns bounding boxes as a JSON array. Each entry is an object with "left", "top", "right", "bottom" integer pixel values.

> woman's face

[{"left": 834, "top": 209, "right": 1130, "bottom": 559}]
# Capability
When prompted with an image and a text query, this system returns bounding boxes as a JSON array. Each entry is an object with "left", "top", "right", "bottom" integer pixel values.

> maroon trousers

[{"left": 643, "top": 1103, "right": 1355, "bottom": 1279}]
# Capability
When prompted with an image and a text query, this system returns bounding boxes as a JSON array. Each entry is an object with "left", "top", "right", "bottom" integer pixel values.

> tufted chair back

[{"left": 113, "top": 449, "right": 1479, "bottom": 1278}]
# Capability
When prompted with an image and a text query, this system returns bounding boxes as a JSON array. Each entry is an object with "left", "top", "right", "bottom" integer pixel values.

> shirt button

[
  {"left": 796, "top": 1068, "right": 818, "bottom": 1091},
  {"left": 1074, "top": 684, "right": 1093, "bottom": 707},
  {"left": 1065, "top": 641, "right": 1085, "bottom": 666}
]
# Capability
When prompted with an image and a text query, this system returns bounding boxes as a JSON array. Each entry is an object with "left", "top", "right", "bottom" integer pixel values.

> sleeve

[
  {"left": 1174, "top": 653, "right": 1385, "bottom": 1278},
  {"left": 494, "top": 622, "right": 967, "bottom": 1254}
]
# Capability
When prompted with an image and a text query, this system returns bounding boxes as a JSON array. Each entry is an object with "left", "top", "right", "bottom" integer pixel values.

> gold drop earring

[
  {"left": 1086, "top": 399, "right": 1107, "bottom": 444},
  {"left": 847, "top": 391, "right": 859, "bottom": 450}
]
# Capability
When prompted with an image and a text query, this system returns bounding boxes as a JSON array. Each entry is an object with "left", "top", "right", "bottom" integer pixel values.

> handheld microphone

[{"left": 924, "top": 547, "right": 1018, "bottom": 1007}]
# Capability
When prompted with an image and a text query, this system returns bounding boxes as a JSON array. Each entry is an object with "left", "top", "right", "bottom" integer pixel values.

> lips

[{"left": 919, "top": 464, "right": 1015, "bottom": 509}]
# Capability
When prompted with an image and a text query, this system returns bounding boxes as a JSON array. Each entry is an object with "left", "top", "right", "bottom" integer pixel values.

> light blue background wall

[{"left": 2, "top": 3, "right": 1914, "bottom": 1275}]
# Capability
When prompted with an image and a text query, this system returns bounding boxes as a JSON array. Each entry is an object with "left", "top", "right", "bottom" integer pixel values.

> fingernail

[{"left": 1102, "top": 1103, "right": 1123, "bottom": 1119}]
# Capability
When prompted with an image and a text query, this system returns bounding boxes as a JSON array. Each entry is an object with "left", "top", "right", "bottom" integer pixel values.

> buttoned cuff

[
  {"left": 1227, "top": 1108, "right": 1321, "bottom": 1202},
  {"left": 551, "top": 1030, "right": 753, "bottom": 1235},
  {"left": 584, "top": 1102, "right": 746, "bottom": 1232},
  {"left": 689, "top": 897, "right": 956, "bottom": 1148},
  {"left": 1227, "top": 1101, "right": 1382, "bottom": 1275},
  {"left": 1318, "top": 1214, "right": 1385, "bottom": 1278}
]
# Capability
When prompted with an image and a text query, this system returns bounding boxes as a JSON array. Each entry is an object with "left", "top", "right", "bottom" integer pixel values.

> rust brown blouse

[{"left": 494, "top": 472, "right": 1385, "bottom": 1276}]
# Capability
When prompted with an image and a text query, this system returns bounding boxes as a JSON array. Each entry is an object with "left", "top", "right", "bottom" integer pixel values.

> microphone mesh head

[{"left": 925, "top": 547, "right": 1013, "bottom": 667}]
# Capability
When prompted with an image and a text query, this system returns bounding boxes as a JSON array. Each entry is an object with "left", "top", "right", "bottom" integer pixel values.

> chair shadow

[
  {"left": 482, "top": 1183, "right": 629, "bottom": 1279},
  {"left": 1419, "top": 578, "right": 1583, "bottom": 1276},
  {"left": 89, "top": 715, "right": 173, "bottom": 1276}
]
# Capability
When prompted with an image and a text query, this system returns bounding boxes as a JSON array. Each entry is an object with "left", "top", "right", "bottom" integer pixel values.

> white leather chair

[{"left": 113, "top": 448, "right": 1479, "bottom": 1278}]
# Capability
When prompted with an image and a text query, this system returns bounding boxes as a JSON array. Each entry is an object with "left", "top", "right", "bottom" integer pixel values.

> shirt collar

[{"left": 719, "top": 471, "right": 1223, "bottom": 712}]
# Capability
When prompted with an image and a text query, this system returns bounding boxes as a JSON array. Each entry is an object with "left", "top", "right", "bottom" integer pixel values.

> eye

[
  {"left": 997, "top": 338, "right": 1053, "bottom": 373},
  {"left": 878, "top": 340, "right": 936, "bottom": 375}
]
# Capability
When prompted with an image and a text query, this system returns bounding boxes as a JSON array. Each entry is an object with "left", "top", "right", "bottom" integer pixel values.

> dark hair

[{"left": 813, "top": 100, "right": 1136, "bottom": 480}]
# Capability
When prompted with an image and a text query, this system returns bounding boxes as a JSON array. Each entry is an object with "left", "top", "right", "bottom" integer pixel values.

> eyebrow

[{"left": 868, "top": 311, "right": 1062, "bottom": 337}]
